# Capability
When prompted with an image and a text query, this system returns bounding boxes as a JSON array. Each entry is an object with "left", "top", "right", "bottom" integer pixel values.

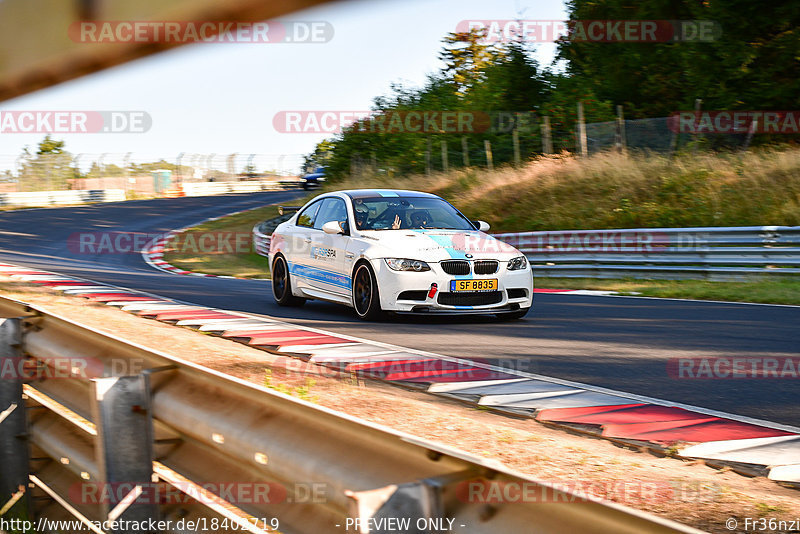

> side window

[
  {"left": 296, "top": 200, "right": 322, "bottom": 228},
  {"left": 314, "top": 198, "right": 348, "bottom": 230}
]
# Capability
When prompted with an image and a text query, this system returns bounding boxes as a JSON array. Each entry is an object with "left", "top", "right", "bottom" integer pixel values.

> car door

[
  {"left": 307, "top": 196, "right": 351, "bottom": 296},
  {"left": 287, "top": 199, "right": 323, "bottom": 292}
]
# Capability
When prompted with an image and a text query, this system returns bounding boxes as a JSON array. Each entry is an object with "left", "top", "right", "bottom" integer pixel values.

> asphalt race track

[{"left": 1, "top": 192, "right": 798, "bottom": 426}]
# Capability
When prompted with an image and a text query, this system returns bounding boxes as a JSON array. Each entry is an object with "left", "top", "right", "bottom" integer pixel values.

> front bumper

[{"left": 371, "top": 258, "right": 533, "bottom": 314}]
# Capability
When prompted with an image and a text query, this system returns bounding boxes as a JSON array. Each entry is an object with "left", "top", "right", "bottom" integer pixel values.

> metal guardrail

[
  {"left": 253, "top": 224, "right": 272, "bottom": 258},
  {"left": 254, "top": 221, "right": 800, "bottom": 280},
  {"left": 494, "top": 225, "right": 800, "bottom": 280},
  {"left": 253, "top": 215, "right": 293, "bottom": 259},
  {"left": 0, "top": 189, "right": 126, "bottom": 208},
  {"left": 182, "top": 180, "right": 304, "bottom": 197},
  {"left": 0, "top": 296, "right": 700, "bottom": 534}
]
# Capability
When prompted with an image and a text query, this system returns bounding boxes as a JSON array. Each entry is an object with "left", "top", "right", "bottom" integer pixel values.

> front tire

[
  {"left": 352, "top": 262, "right": 383, "bottom": 320},
  {"left": 272, "top": 255, "right": 305, "bottom": 307}
]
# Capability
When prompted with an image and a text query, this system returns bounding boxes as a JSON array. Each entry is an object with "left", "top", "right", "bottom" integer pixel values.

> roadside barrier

[
  {"left": 255, "top": 222, "right": 800, "bottom": 280},
  {"left": 0, "top": 294, "right": 699, "bottom": 534},
  {"left": 494, "top": 225, "right": 800, "bottom": 280},
  {"left": 0, "top": 189, "right": 126, "bottom": 208}
]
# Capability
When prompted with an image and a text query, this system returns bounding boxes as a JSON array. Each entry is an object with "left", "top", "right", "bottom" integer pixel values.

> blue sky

[{"left": 0, "top": 0, "right": 566, "bottom": 173}]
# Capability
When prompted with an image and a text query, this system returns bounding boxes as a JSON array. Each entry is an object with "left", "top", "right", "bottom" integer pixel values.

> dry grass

[
  {"left": 162, "top": 205, "right": 278, "bottom": 278},
  {"left": 316, "top": 147, "right": 800, "bottom": 232}
]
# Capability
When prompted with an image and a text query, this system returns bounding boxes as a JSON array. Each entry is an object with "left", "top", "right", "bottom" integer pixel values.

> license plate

[{"left": 450, "top": 279, "right": 498, "bottom": 292}]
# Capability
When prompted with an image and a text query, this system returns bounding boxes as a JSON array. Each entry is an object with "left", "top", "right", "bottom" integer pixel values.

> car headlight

[
  {"left": 507, "top": 256, "right": 528, "bottom": 271},
  {"left": 384, "top": 258, "right": 431, "bottom": 272}
]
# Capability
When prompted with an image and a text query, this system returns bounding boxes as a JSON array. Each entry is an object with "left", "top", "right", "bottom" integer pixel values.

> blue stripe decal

[
  {"left": 426, "top": 234, "right": 460, "bottom": 258},
  {"left": 288, "top": 262, "right": 351, "bottom": 290}
]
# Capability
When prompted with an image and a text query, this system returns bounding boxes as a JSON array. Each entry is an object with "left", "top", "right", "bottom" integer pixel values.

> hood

[{"left": 357, "top": 229, "right": 521, "bottom": 262}]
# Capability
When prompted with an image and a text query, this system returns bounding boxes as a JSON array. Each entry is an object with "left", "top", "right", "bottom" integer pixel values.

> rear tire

[
  {"left": 496, "top": 307, "right": 530, "bottom": 321},
  {"left": 272, "top": 255, "right": 305, "bottom": 307},
  {"left": 352, "top": 262, "right": 383, "bottom": 320}
]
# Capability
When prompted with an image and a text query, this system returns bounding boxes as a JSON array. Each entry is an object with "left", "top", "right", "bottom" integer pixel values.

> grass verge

[
  {"left": 318, "top": 147, "right": 800, "bottom": 232},
  {"left": 162, "top": 204, "right": 281, "bottom": 278},
  {"left": 536, "top": 277, "right": 800, "bottom": 306}
]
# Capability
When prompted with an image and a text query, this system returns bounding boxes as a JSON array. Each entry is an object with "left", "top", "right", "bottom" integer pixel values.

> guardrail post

[
  {"left": 577, "top": 101, "right": 588, "bottom": 158},
  {"left": 346, "top": 471, "right": 477, "bottom": 534},
  {"left": 0, "top": 318, "right": 32, "bottom": 528},
  {"left": 91, "top": 375, "right": 158, "bottom": 533},
  {"left": 541, "top": 116, "right": 553, "bottom": 154}
]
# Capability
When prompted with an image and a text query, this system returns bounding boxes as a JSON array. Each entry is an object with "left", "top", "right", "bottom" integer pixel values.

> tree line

[{"left": 308, "top": 0, "right": 800, "bottom": 178}]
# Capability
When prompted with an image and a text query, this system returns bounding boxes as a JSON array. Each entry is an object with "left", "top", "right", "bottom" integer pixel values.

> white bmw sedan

[{"left": 268, "top": 189, "right": 533, "bottom": 320}]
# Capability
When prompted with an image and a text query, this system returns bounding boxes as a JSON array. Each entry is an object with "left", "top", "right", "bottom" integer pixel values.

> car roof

[{"left": 341, "top": 189, "right": 441, "bottom": 200}]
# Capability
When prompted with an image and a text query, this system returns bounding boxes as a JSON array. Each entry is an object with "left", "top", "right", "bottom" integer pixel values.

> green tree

[
  {"left": 36, "top": 135, "right": 66, "bottom": 155},
  {"left": 557, "top": 0, "right": 800, "bottom": 117},
  {"left": 439, "top": 28, "right": 497, "bottom": 97},
  {"left": 18, "top": 137, "right": 76, "bottom": 191},
  {"left": 303, "top": 139, "right": 335, "bottom": 174},
  {"left": 471, "top": 40, "right": 546, "bottom": 111}
]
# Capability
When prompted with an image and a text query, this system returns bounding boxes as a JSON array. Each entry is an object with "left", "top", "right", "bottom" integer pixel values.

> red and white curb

[
  {"left": 141, "top": 208, "right": 270, "bottom": 280},
  {"left": 2, "top": 261, "right": 797, "bottom": 484},
  {"left": 532, "top": 288, "right": 622, "bottom": 296}
]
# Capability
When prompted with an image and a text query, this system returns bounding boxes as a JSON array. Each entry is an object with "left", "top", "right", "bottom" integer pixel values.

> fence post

[
  {"left": 512, "top": 128, "right": 521, "bottom": 166},
  {"left": 91, "top": 375, "right": 158, "bottom": 532},
  {"left": 247, "top": 154, "right": 256, "bottom": 178},
  {"left": 668, "top": 127, "right": 679, "bottom": 157},
  {"left": 425, "top": 138, "right": 432, "bottom": 175},
  {"left": 693, "top": 98, "right": 703, "bottom": 153},
  {"left": 577, "top": 101, "right": 588, "bottom": 157},
  {"left": 441, "top": 140, "right": 449, "bottom": 173},
  {"left": 227, "top": 153, "right": 237, "bottom": 180},
  {"left": 0, "top": 318, "right": 32, "bottom": 526},
  {"left": 541, "top": 116, "right": 553, "bottom": 154},
  {"left": 461, "top": 137, "right": 470, "bottom": 167},
  {"left": 123, "top": 153, "right": 132, "bottom": 194},
  {"left": 742, "top": 116, "right": 758, "bottom": 152},
  {"left": 484, "top": 140, "right": 494, "bottom": 171},
  {"left": 175, "top": 152, "right": 184, "bottom": 185},
  {"left": 615, "top": 105, "right": 627, "bottom": 154}
]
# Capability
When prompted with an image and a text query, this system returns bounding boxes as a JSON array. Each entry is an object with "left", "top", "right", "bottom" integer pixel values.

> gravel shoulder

[{"left": 2, "top": 280, "right": 798, "bottom": 533}]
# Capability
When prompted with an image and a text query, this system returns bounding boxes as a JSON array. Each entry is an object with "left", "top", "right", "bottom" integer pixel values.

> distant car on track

[
  {"left": 268, "top": 189, "right": 533, "bottom": 320},
  {"left": 301, "top": 166, "right": 326, "bottom": 190}
]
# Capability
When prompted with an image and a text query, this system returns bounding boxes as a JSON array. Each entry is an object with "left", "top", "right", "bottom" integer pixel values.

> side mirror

[
  {"left": 322, "top": 221, "right": 343, "bottom": 235},
  {"left": 278, "top": 206, "right": 301, "bottom": 216},
  {"left": 474, "top": 220, "right": 490, "bottom": 232}
]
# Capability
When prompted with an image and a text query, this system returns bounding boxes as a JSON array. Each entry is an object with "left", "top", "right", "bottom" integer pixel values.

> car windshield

[{"left": 351, "top": 196, "right": 475, "bottom": 231}]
